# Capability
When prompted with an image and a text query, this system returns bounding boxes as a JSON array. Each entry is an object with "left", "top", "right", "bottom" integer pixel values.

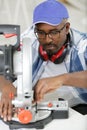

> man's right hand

[{"left": 0, "top": 76, "right": 17, "bottom": 122}]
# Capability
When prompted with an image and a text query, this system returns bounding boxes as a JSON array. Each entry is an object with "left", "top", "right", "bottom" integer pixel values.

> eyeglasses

[{"left": 34, "top": 24, "right": 66, "bottom": 40}]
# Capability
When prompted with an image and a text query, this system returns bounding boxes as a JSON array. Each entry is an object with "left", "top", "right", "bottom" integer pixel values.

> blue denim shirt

[{"left": 21, "top": 27, "right": 87, "bottom": 103}]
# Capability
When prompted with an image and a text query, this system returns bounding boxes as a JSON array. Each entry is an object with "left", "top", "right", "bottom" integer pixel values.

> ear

[{"left": 65, "top": 22, "right": 70, "bottom": 34}]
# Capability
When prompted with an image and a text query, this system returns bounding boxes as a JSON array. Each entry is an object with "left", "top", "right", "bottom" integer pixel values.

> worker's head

[{"left": 33, "top": 0, "right": 70, "bottom": 64}]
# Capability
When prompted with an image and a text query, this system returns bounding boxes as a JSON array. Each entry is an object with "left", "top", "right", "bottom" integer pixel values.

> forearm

[
  {"left": 60, "top": 70, "right": 87, "bottom": 88},
  {"left": 30, "top": 70, "right": 87, "bottom": 102},
  {"left": 0, "top": 76, "right": 10, "bottom": 91},
  {"left": 0, "top": 75, "right": 16, "bottom": 94}
]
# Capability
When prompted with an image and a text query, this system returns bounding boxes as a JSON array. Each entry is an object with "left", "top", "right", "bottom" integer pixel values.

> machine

[{"left": 0, "top": 25, "right": 69, "bottom": 130}]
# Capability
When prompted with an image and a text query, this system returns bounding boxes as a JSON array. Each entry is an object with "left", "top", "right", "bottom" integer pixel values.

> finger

[
  {"left": 38, "top": 86, "right": 47, "bottom": 101},
  {"left": 34, "top": 81, "right": 44, "bottom": 101},
  {"left": 38, "top": 85, "right": 54, "bottom": 101},
  {"left": 35, "top": 78, "right": 48, "bottom": 94},
  {"left": 35, "top": 84, "right": 48, "bottom": 102},
  {"left": 0, "top": 100, "right": 4, "bottom": 118},
  {"left": 35, "top": 81, "right": 43, "bottom": 95},
  {"left": 0, "top": 98, "right": 8, "bottom": 119},
  {"left": 2, "top": 102, "right": 9, "bottom": 122},
  {"left": 35, "top": 88, "right": 44, "bottom": 102},
  {"left": 7, "top": 101, "right": 13, "bottom": 121},
  {"left": 0, "top": 98, "right": 12, "bottom": 122}
]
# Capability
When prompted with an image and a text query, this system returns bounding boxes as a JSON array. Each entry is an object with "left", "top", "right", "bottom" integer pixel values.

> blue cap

[{"left": 33, "top": 0, "right": 69, "bottom": 26}]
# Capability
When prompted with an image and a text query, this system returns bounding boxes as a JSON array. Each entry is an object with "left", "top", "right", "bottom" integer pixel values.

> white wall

[{"left": 0, "top": 0, "right": 87, "bottom": 33}]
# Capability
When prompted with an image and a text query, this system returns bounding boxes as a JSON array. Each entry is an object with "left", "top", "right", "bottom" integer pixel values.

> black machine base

[
  {"left": 72, "top": 104, "right": 87, "bottom": 115},
  {"left": 3, "top": 110, "right": 68, "bottom": 130}
]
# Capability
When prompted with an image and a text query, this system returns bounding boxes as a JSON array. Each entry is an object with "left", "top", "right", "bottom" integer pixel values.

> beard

[{"left": 42, "top": 43, "right": 62, "bottom": 56}]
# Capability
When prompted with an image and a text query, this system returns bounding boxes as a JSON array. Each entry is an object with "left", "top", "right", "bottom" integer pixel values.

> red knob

[
  {"left": 18, "top": 109, "right": 33, "bottom": 124},
  {"left": 47, "top": 102, "right": 53, "bottom": 108}
]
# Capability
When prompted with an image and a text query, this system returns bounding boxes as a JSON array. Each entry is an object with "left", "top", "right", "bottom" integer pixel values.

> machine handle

[{"left": 0, "top": 24, "right": 20, "bottom": 49}]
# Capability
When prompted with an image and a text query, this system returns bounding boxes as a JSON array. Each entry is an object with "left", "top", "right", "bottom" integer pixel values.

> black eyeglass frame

[{"left": 34, "top": 24, "right": 66, "bottom": 40}]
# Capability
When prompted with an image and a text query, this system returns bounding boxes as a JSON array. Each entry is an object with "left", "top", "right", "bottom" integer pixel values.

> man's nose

[{"left": 45, "top": 34, "right": 53, "bottom": 43}]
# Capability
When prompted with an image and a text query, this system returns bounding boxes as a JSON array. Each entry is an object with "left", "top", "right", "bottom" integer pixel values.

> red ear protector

[{"left": 39, "top": 44, "right": 69, "bottom": 64}]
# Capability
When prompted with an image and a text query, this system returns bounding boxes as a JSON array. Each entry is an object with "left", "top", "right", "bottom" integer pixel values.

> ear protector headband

[{"left": 39, "top": 42, "right": 69, "bottom": 64}]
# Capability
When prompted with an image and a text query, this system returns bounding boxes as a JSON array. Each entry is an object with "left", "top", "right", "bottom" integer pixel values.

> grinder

[{"left": 0, "top": 25, "right": 69, "bottom": 130}]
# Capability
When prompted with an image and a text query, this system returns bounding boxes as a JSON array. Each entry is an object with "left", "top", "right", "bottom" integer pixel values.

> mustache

[{"left": 42, "top": 43, "right": 57, "bottom": 49}]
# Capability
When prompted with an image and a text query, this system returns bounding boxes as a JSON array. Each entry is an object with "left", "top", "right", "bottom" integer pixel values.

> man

[
  {"left": 0, "top": 0, "right": 87, "bottom": 122},
  {"left": 30, "top": 0, "right": 87, "bottom": 102}
]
